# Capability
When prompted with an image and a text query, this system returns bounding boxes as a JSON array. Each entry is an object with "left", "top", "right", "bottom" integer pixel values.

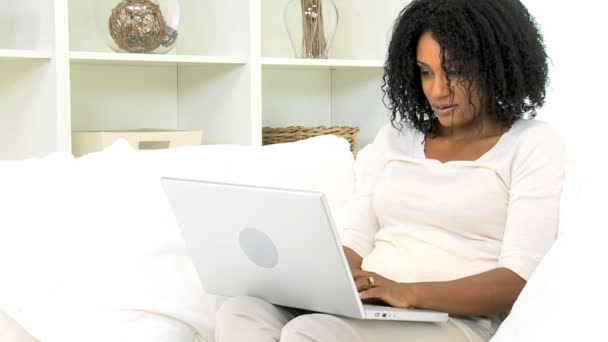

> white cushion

[
  {"left": 0, "top": 142, "right": 214, "bottom": 342},
  {"left": 0, "top": 310, "right": 37, "bottom": 342},
  {"left": 0, "top": 135, "right": 357, "bottom": 341},
  {"left": 491, "top": 160, "right": 607, "bottom": 341},
  {"left": 0, "top": 152, "right": 75, "bottom": 339},
  {"left": 42, "top": 311, "right": 198, "bottom": 342},
  {"left": 138, "top": 135, "right": 356, "bottom": 235},
  {"left": 138, "top": 134, "right": 355, "bottom": 212}
]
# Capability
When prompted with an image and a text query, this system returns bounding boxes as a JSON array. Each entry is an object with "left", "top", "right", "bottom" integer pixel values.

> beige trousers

[{"left": 215, "top": 297, "right": 474, "bottom": 342}]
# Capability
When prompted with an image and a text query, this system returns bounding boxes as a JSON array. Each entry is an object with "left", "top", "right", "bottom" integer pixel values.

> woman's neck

[{"left": 435, "top": 116, "right": 507, "bottom": 140}]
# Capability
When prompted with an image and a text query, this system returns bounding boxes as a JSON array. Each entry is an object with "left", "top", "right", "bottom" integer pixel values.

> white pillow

[
  {"left": 0, "top": 141, "right": 215, "bottom": 342},
  {"left": 139, "top": 136, "right": 355, "bottom": 243},
  {"left": 54, "top": 141, "right": 216, "bottom": 341},
  {"left": 138, "top": 135, "right": 356, "bottom": 219},
  {"left": 0, "top": 152, "right": 75, "bottom": 339},
  {"left": 0, "top": 310, "right": 37, "bottom": 342},
  {"left": 491, "top": 161, "right": 607, "bottom": 341}
]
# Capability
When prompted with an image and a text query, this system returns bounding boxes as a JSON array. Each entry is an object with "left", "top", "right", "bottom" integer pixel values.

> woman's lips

[{"left": 434, "top": 105, "right": 457, "bottom": 116}]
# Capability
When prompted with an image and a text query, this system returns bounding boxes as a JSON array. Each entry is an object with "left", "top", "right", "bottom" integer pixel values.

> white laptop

[{"left": 161, "top": 177, "right": 449, "bottom": 322}]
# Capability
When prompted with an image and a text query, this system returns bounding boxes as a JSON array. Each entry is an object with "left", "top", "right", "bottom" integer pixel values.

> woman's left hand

[{"left": 352, "top": 269, "right": 416, "bottom": 308}]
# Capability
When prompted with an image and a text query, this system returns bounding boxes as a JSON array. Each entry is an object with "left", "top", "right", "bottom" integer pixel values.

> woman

[{"left": 216, "top": 0, "right": 566, "bottom": 341}]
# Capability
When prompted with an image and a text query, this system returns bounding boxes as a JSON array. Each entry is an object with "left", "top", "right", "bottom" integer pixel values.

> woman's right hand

[{"left": 352, "top": 269, "right": 416, "bottom": 308}]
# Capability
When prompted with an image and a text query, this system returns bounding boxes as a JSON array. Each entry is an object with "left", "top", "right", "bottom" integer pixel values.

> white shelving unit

[
  {"left": 0, "top": 49, "right": 53, "bottom": 60},
  {"left": 262, "top": 58, "right": 384, "bottom": 69},
  {"left": 261, "top": 0, "right": 405, "bottom": 150},
  {"left": 0, "top": 0, "right": 65, "bottom": 160},
  {"left": 70, "top": 52, "right": 247, "bottom": 66},
  {"left": 0, "top": 0, "right": 408, "bottom": 160}
]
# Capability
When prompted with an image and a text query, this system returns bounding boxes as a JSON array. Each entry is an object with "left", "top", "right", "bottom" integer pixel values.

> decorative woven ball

[{"left": 109, "top": 0, "right": 167, "bottom": 53}]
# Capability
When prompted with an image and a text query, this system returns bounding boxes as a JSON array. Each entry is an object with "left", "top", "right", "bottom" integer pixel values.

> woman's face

[{"left": 416, "top": 31, "right": 482, "bottom": 131}]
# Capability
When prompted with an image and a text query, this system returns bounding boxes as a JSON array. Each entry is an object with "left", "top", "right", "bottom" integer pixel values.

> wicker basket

[{"left": 262, "top": 126, "right": 360, "bottom": 153}]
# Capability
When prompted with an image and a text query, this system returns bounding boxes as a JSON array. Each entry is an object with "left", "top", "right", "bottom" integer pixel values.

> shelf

[
  {"left": 3, "top": 0, "right": 393, "bottom": 159},
  {"left": 70, "top": 52, "right": 247, "bottom": 66},
  {"left": 0, "top": 49, "right": 53, "bottom": 61},
  {"left": 262, "top": 57, "right": 385, "bottom": 70}
]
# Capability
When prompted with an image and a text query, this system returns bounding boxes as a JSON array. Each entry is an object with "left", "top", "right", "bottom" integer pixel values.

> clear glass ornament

[
  {"left": 284, "top": 0, "right": 338, "bottom": 59},
  {"left": 96, "top": 0, "right": 180, "bottom": 54}
]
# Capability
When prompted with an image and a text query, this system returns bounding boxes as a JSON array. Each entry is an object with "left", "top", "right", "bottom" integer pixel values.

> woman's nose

[{"left": 431, "top": 75, "right": 450, "bottom": 99}]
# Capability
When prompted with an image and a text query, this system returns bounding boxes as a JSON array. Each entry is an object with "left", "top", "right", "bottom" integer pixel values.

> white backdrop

[{"left": 523, "top": 0, "right": 608, "bottom": 165}]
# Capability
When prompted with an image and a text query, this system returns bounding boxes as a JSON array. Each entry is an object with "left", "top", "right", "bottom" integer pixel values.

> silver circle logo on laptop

[{"left": 239, "top": 228, "right": 279, "bottom": 268}]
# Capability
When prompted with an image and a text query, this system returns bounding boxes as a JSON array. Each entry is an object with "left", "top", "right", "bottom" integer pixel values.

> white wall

[{"left": 523, "top": 0, "right": 608, "bottom": 166}]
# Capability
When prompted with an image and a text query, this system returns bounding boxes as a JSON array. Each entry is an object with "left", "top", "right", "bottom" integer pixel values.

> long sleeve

[
  {"left": 340, "top": 127, "right": 390, "bottom": 258},
  {"left": 498, "top": 124, "right": 567, "bottom": 280}
]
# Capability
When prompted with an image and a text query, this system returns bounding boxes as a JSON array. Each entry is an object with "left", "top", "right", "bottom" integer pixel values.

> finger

[
  {"left": 359, "top": 287, "right": 395, "bottom": 307},
  {"left": 359, "top": 287, "right": 384, "bottom": 301},
  {"left": 351, "top": 269, "right": 373, "bottom": 278},
  {"left": 361, "top": 297, "right": 387, "bottom": 306},
  {"left": 352, "top": 270, "right": 385, "bottom": 286},
  {"left": 354, "top": 276, "right": 372, "bottom": 292},
  {"left": 359, "top": 287, "right": 409, "bottom": 308},
  {"left": 354, "top": 273, "right": 385, "bottom": 292}
]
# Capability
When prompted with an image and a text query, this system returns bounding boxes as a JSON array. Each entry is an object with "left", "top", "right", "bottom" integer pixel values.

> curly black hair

[{"left": 382, "top": 0, "right": 549, "bottom": 134}]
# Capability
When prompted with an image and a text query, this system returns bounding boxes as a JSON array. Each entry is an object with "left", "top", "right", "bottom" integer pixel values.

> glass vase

[
  {"left": 284, "top": 0, "right": 338, "bottom": 59},
  {"left": 95, "top": 0, "right": 181, "bottom": 54}
]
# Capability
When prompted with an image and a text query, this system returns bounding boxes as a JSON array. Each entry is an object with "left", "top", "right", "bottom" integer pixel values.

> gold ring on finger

[{"left": 367, "top": 276, "right": 375, "bottom": 288}]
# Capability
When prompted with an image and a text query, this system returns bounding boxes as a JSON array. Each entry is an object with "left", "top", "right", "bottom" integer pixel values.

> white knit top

[{"left": 341, "top": 119, "right": 567, "bottom": 339}]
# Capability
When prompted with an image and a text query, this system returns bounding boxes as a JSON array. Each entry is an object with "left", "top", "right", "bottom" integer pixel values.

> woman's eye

[{"left": 420, "top": 70, "right": 432, "bottom": 77}]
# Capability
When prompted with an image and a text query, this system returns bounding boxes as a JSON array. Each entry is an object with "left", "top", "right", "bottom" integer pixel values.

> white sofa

[
  {"left": 0, "top": 136, "right": 356, "bottom": 342},
  {"left": 1, "top": 134, "right": 605, "bottom": 341}
]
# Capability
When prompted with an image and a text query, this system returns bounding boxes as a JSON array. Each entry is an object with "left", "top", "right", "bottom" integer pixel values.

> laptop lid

[{"left": 161, "top": 177, "right": 366, "bottom": 319}]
